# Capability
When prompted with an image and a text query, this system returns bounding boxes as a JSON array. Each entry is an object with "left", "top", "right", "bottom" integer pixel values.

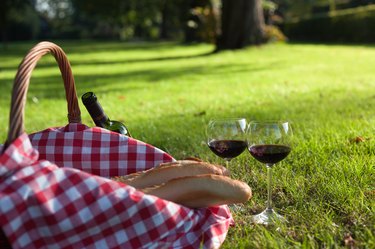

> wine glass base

[{"left": 251, "top": 208, "right": 286, "bottom": 225}]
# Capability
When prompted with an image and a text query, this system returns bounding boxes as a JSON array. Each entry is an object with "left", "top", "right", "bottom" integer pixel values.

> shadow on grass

[
  {"left": 0, "top": 52, "right": 216, "bottom": 71},
  {"left": 0, "top": 61, "right": 270, "bottom": 101},
  {"left": 0, "top": 41, "right": 215, "bottom": 70},
  {"left": 1, "top": 40, "right": 178, "bottom": 54}
]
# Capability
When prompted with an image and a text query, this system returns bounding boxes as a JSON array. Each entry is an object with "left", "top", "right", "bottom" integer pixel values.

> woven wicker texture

[{"left": 6, "top": 42, "right": 81, "bottom": 147}]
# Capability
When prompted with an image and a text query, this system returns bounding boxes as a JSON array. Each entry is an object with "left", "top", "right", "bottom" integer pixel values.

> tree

[
  {"left": 0, "top": 0, "right": 35, "bottom": 47},
  {"left": 215, "top": 0, "right": 266, "bottom": 51}
]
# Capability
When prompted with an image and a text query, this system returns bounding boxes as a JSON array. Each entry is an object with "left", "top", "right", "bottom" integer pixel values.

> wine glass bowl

[
  {"left": 206, "top": 118, "right": 247, "bottom": 163},
  {"left": 247, "top": 121, "right": 293, "bottom": 225},
  {"left": 206, "top": 118, "right": 248, "bottom": 213}
]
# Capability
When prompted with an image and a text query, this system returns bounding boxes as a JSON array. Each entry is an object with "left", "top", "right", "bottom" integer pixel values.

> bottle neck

[
  {"left": 83, "top": 97, "right": 110, "bottom": 127},
  {"left": 90, "top": 105, "right": 110, "bottom": 127}
]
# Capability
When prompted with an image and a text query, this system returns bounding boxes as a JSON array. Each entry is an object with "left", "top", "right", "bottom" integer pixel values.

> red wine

[
  {"left": 249, "top": 144, "right": 291, "bottom": 164},
  {"left": 208, "top": 140, "right": 247, "bottom": 160}
]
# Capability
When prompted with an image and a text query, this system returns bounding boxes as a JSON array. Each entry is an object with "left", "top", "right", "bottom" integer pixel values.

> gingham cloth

[
  {"left": 0, "top": 125, "right": 233, "bottom": 249},
  {"left": 29, "top": 123, "right": 175, "bottom": 177}
]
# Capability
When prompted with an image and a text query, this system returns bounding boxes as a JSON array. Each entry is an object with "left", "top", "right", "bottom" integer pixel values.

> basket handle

[{"left": 4, "top": 41, "right": 81, "bottom": 149}]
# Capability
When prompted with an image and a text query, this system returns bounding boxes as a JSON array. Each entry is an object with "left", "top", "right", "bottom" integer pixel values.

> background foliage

[
  {"left": 284, "top": 4, "right": 375, "bottom": 42},
  {"left": 2, "top": 0, "right": 375, "bottom": 44}
]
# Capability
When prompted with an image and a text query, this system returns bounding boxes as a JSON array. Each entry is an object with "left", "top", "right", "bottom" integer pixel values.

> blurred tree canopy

[
  {"left": 70, "top": 0, "right": 191, "bottom": 40},
  {"left": 0, "top": 0, "right": 40, "bottom": 45},
  {"left": 1, "top": 0, "right": 375, "bottom": 49}
]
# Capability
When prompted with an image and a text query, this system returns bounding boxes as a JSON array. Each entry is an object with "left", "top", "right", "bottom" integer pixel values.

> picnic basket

[{"left": 0, "top": 42, "right": 233, "bottom": 249}]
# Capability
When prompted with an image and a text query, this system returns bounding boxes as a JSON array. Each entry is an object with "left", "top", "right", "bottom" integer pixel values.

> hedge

[{"left": 283, "top": 4, "right": 375, "bottom": 43}]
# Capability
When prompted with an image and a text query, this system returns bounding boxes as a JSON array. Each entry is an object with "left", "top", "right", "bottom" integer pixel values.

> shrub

[
  {"left": 264, "top": 25, "right": 288, "bottom": 42},
  {"left": 283, "top": 4, "right": 375, "bottom": 43}
]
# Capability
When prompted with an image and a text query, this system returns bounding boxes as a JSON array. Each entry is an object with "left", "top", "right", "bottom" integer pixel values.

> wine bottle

[{"left": 81, "top": 92, "right": 131, "bottom": 137}]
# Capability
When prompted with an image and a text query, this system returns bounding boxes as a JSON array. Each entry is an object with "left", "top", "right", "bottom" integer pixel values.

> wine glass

[
  {"left": 246, "top": 121, "right": 292, "bottom": 225},
  {"left": 206, "top": 118, "right": 247, "bottom": 171}
]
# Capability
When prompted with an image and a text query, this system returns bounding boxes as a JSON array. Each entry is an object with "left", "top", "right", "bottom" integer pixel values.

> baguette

[
  {"left": 142, "top": 174, "right": 252, "bottom": 208},
  {"left": 155, "top": 159, "right": 228, "bottom": 173},
  {"left": 112, "top": 171, "right": 143, "bottom": 182},
  {"left": 110, "top": 161, "right": 182, "bottom": 182},
  {"left": 113, "top": 161, "right": 229, "bottom": 189},
  {"left": 155, "top": 157, "right": 202, "bottom": 169}
]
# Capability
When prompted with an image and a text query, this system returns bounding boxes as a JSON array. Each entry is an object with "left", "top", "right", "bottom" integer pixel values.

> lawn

[{"left": 0, "top": 40, "right": 374, "bottom": 248}]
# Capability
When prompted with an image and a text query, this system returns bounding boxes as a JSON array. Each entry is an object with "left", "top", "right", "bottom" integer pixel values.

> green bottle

[{"left": 81, "top": 92, "right": 131, "bottom": 137}]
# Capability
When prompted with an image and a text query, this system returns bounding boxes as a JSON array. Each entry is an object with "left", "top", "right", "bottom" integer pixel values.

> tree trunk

[
  {"left": 159, "top": 0, "right": 169, "bottom": 39},
  {"left": 216, "top": 0, "right": 266, "bottom": 51}
]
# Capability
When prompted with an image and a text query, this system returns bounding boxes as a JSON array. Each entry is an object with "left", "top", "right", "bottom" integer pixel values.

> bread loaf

[
  {"left": 111, "top": 160, "right": 251, "bottom": 208},
  {"left": 113, "top": 160, "right": 230, "bottom": 189},
  {"left": 155, "top": 160, "right": 228, "bottom": 173},
  {"left": 142, "top": 174, "right": 252, "bottom": 208}
]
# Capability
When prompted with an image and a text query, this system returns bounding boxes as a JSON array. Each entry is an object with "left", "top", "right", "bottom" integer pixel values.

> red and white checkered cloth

[
  {"left": 29, "top": 123, "right": 175, "bottom": 177},
  {"left": 0, "top": 124, "right": 233, "bottom": 248}
]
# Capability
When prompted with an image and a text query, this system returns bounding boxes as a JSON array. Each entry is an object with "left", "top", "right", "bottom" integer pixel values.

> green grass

[{"left": 1, "top": 40, "right": 374, "bottom": 248}]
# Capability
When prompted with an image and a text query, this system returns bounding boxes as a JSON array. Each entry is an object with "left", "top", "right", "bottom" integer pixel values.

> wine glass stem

[
  {"left": 266, "top": 163, "right": 274, "bottom": 210},
  {"left": 225, "top": 159, "right": 231, "bottom": 172}
]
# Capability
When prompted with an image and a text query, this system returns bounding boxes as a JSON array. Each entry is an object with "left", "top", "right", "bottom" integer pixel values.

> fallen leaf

[
  {"left": 364, "top": 189, "right": 375, "bottom": 198},
  {"left": 350, "top": 136, "right": 366, "bottom": 143},
  {"left": 343, "top": 233, "right": 356, "bottom": 248}
]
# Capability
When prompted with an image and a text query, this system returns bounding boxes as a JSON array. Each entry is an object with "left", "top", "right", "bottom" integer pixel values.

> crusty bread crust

[
  {"left": 155, "top": 160, "right": 229, "bottom": 174},
  {"left": 111, "top": 160, "right": 250, "bottom": 208},
  {"left": 142, "top": 174, "right": 252, "bottom": 208},
  {"left": 113, "top": 161, "right": 229, "bottom": 189}
]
